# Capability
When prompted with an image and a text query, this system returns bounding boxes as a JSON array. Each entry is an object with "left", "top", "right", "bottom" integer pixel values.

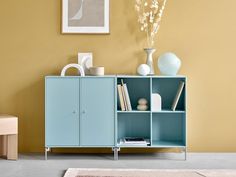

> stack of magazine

[
  {"left": 119, "top": 137, "right": 150, "bottom": 147},
  {"left": 117, "top": 79, "right": 132, "bottom": 111}
]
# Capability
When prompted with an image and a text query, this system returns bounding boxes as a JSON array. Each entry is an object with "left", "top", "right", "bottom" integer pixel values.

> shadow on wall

[
  {"left": 122, "top": 0, "right": 143, "bottom": 45},
  {"left": 108, "top": 0, "right": 147, "bottom": 74},
  {"left": 6, "top": 1, "right": 62, "bottom": 153},
  {"left": 8, "top": 60, "right": 85, "bottom": 153},
  {"left": 122, "top": 0, "right": 149, "bottom": 71},
  {"left": 13, "top": 78, "right": 45, "bottom": 152}
]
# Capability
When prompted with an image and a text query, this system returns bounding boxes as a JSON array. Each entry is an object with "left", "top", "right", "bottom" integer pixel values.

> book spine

[
  {"left": 171, "top": 81, "right": 185, "bottom": 111},
  {"left": 123, "top": 84, "right": 132, "bottom": 111},
  {"left": 121, "top": 79, "right": 128, "bottom": 111},
  {"left": 117, "top": 85, "right": 125, "bottom": 111}
]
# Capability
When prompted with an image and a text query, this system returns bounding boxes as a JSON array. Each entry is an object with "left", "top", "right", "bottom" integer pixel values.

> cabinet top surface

[{"left": 45, "top": 75, "right": 186, "bottom": 79}]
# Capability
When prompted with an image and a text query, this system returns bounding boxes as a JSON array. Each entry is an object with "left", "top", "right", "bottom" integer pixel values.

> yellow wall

[{"left": 0, "top": 0, "right": 236, "bottom": 153}]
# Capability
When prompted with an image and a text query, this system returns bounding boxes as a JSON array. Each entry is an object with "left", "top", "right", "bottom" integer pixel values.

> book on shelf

[
  {"left": 122, "top": 82, "right": 132, "bottom": 111},
  {"left": 171, "top": 81, "right": 185, "bottom": 111},
  {"left": 124, "top": 137, "right": 146, "bottom": 144},
  {"left": 117, "top": 84, "right": 125, "bottom": 111},
  {"left": 120, "top": 80, "right": 128, "bottom": 111},
  {"left": 118, "top": 79, "right": 132, "bottom": 111},
  {"left": 118, "top": 137, "right": 150, "bottom": 146}
]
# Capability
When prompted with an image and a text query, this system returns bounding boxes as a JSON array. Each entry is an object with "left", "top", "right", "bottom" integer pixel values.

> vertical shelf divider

[
  {"left": 150, "top": 77, "right": 153, "bottom": 146},
  {"left": 185, "top": 77, "right": 187, "bottom": 149},
  {"left": 115, "top": 76, "right": 118, "bottom": 147}
]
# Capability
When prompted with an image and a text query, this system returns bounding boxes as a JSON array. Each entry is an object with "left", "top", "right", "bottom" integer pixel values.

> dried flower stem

[{"left": 135, "top": 0, "right": 167, "bottom": 48}]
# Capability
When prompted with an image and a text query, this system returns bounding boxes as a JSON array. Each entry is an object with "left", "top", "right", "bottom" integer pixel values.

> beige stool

[{"left": 0, "top": 115, "right": 18, "bottom": 160}]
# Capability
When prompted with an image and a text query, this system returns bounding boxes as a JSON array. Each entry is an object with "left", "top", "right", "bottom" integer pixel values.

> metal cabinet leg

[
  {"left": 114, "top": 149, "right": 118, "bottom": 161},
  {"left": 112, "top": 147, "right": 120, "bottom": 160},
  {"left": 184, "top": 148, "right": 187, "bottom": 161},
  {"left": 45, "top": 147, "right": 50, "bottom": 160},
  {"left": 182, "top": 147, "right": 187, "bottom": 161}
]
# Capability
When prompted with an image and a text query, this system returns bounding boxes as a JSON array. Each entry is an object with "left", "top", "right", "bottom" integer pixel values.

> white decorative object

[
  {"left": 137, "top": 98, "right": 148, "bottom": 111},
  {"left": 137, "top": 105, "right": 148, "bottom": 111},
  {"left": 62, "top": 0, "right": 109, "bottom": 34},
  {"left": 135, "top": 0, "right": 167, "bottom": 48},
  {"left": 158, "top": 52, "right": 182, "bottom": 76},
  {"left": 61, "top": 63, "right": 85, "bottom": 77},
  {"left": 138, "top": 98, "right": 148, "bottom": 105},
  {"left": 144, "top": 48, "right": 156, "bottom": 75},
  {"left": 151, "top": 93, "right": 162, "bottom": 112},
  {"left": 89, "top": 67, "right": 105, "bottom": 76},
  {"left": 135, "top": 0, "right": 167, "bottom": 75},
  {"left": 78, "top": 53, "right": 93, "bottom": 75},
  {"left": 137, "top": 64, "right": 151, "bottom": 76}
]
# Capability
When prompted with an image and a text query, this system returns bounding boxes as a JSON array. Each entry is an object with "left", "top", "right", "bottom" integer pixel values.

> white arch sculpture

[{"left": 61, "top": 63, "right": 85, "bottom": 77}]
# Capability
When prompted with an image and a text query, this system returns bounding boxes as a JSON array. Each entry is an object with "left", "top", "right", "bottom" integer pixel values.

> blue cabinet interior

[
  {"left": 117, "top": 113, "right": 151, "bottom": 141},
  {"left": 152, "top": 113, "right": 186, "bottom": 147},
  {"left": 152, "top": 78, "right": 186, "bottom": 110},
  {"left": 117, "top": 78, "right": 151, "bottom": 111},
  {"left": 45, "top": 75, "right": 186, "bottom": 159}
]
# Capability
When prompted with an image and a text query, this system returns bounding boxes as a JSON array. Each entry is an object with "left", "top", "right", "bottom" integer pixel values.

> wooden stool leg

[
  {"left": 7, "top": 135, "right": 18, "bottom": 160},
  {"left": 0, "top": 135, "right": 7, "bottom": 158}
]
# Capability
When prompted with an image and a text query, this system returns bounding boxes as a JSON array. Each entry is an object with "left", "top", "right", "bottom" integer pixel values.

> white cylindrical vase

[{"left": 144, "top": 48, "right": 156, "bottom": 75}]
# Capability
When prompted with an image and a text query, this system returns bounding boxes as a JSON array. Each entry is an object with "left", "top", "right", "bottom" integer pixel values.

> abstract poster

[{"left": 62, "top": 0, "right": 109, "bottom": 33}]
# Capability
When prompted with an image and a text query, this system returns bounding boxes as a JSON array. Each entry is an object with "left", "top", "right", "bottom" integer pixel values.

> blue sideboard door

[
  {"left": 45, "top": 77, "right": 80, "bottom": 146},
  {"left": 80, "top": 78, "right": 115, "bottom": 146}
]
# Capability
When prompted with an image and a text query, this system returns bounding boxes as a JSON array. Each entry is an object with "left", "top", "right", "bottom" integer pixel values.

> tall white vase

[{"left": 144, "top": 48, "right": 156, "bottom": 75}]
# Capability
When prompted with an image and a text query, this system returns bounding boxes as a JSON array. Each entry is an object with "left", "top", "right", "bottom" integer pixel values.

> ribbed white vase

[{"left": 144, "top": 48, "right": 156, "bottom": 75}]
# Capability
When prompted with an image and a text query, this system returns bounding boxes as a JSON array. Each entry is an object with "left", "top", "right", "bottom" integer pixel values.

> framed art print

[{"left": 62, "top": 0, "right": 109, "bottom": 34}]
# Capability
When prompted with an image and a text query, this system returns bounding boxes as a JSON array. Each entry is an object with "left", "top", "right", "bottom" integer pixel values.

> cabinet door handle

[
  {"left": 82, "top": 110, "right": 86, "bottom": 114},
  {"left": 72, "top": 110, "right": 77, "bottom": 114}
]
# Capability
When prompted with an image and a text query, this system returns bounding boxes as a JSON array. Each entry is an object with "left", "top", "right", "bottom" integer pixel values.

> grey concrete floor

[{"left": 0, "top": 153, "right": 236, "bottom": 177}]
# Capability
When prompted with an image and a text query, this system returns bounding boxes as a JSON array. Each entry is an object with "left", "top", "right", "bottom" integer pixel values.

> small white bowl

[{"left": 89, "top": 67, "right": 105, "bottom": 76}]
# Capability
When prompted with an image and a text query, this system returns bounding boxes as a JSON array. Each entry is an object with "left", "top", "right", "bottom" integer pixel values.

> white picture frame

[
  {"left": 62, "top": 0, "right": 109, "bottom": 34},
  {"left": 78, "top": 53, "right": 93, "bottom": 75}
]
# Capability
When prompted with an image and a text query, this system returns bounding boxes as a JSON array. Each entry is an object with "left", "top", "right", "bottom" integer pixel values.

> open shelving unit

[{"left": 115, "top": 75, "right": 187, "bottom": 159}]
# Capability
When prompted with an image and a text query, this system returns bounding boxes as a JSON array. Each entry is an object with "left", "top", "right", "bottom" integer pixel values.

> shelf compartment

[
  {"left": 117, "top": 78, "right": 151, "bottom": 111},
  {"left": 152, "top": 113, "right": 186, "bottom": 147},
  {"left": 152, "top": 78, "right": 186, "bottom": 111},
  {"left": 151, "top": 140, "right": 185, "bottom": 147},
  {"left": 117, "top": 113, "right": 151, "bottom": 143}
]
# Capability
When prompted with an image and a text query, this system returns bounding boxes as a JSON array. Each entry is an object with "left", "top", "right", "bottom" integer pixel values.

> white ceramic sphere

[
  {"left": 158, "top": 52, "right": 181, "bottom": 76},
  {"left": 137, "top": 64, "right": 150, "bottom": 76}
]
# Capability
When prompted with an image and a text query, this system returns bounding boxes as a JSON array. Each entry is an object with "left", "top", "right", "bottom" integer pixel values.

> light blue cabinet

[
  {"left": 45, "top": 75, "right": 187, "bottom": 160},
  {"left": 45, "top": 76, "right": 115, "bottom": 150},
  {"left": 45, "top": 77, "right": 80, "bottom": 146},
  {"left": 80, "top": 78, "right": 115, "bottom": 146}
]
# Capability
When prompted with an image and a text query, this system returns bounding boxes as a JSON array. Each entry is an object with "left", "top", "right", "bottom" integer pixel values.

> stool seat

[{"left": 0, "top": 115, "right": 18, "bottom": 160}]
